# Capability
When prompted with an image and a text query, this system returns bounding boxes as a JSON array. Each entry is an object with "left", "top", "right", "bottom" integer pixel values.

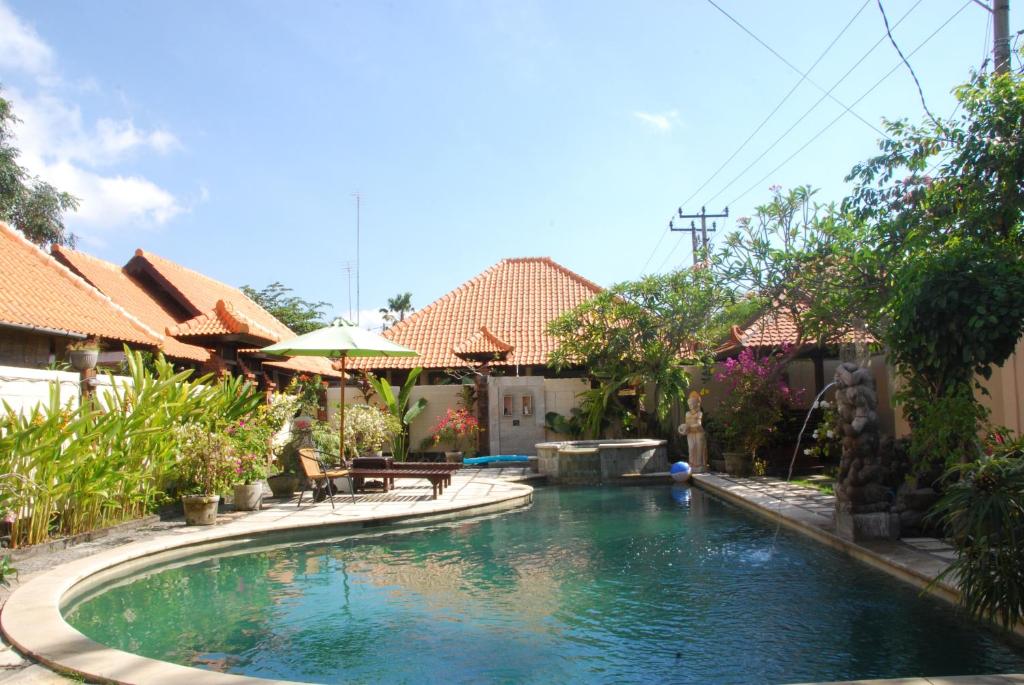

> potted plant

[
  {"left": 226, "top": 412, "right": 274, "bottom": 510},
  {"left": 714, "top": 348, "right": 799, "bottom": 476},
  {"left": 426, "top": 408, "right": 481, "bottom": 463},
  {"left": 286, "top": 373, "right": 323, "bottom": 426},
  {"left": 66, "top": 337, "right": 101, "bottom": 371},
  {"left": 174, "top": 423, "right": 237, "bottom": 525}
]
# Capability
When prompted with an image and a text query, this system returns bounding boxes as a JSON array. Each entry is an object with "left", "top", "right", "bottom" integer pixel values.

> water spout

[{"left": 785, "top": 381, "right": 838, "bottom": 484}]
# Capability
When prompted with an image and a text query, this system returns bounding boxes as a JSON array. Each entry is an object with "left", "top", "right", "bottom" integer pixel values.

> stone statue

[
  {"left": 679, "top": 391, "right": 707, "bottom": 472},
  {"left": 833, "top": 362, "right": 898, "bottom": 541}
]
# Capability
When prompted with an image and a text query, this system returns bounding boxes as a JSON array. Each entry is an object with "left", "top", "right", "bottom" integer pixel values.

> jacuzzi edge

[{"left": 0, "top": 479, "right": 533, "bottom": 685}]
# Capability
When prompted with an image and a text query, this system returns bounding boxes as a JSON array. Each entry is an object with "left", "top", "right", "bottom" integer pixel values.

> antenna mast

[{"left": 352, "top": 192, "right": 361, "bottom": 326}]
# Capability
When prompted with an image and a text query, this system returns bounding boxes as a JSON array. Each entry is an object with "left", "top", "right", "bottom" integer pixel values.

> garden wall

[{"left": 0, "top": 365, "right": 133, "bottom": 415}]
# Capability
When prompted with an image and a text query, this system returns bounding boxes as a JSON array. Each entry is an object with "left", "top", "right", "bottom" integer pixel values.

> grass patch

[{"left": 790, "top": 477, "right": 834, "bottom": 496}]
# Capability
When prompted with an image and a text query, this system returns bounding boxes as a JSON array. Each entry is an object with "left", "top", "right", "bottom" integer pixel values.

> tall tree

[
  {"left": 241, "top": 282, "right": 330, "bottom": 335},
  {"left": 0, "top": 93, "right": 79, "bottom": 248},
  {"left": 379, "top": 292, "right": 413, "bottom": 330}
]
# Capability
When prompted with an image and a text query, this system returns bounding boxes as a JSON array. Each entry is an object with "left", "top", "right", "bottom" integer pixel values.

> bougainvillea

[
  {"left": 428, "top": 408, "right": 481, "bottom": 453},
  {"left": 715, "top": 347, "right": 801, "bottom": 456}
]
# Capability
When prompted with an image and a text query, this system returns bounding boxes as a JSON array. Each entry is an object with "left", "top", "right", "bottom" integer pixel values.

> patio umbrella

[{"left": 260, "top": 321, "right": 418, "bottom": 464}]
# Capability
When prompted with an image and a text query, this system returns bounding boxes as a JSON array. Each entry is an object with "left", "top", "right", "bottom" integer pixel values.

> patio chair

[{"left": 297, "top": 448, "right": 354, "bottom": 508}]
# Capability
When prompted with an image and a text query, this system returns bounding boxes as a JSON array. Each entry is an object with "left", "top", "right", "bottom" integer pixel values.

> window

[
  {"left": 521, "top": 395, "right": 533, "bottom": 416},
  {"left": 503, "top": 395, "right": 513, "bottom": 417}
]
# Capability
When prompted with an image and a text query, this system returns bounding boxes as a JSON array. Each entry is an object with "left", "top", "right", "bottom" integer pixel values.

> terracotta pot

[
  {"left": 267, "top": 473, "right": 299, "bottom": 498},
  {"left": 182, "top": 494, "right": 219, "bottom": 526},
  {"left": 723, "top": 451, "right": 752, "bottom": 477},
  {"left": 69, "top": 349, "right": 99, "bottom": 371},
  {"left": 233, "top": 483, "right": 263, "bottom": 511}
]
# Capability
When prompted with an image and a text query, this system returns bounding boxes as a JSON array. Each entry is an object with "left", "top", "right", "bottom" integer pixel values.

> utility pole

[
  {"left": 993, "top": 0, "right": 1011, "bottom": 74},
  {"left": 352, "top": 192, "right": 361, "bottom": 326},
  {"left": 669, "top": 206, "right": 728, "bottom": 265}
]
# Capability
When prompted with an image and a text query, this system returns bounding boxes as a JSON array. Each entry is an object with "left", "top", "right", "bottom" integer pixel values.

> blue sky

[{"left": 1, "top": 1, "right": 1015, "bottom": 329}]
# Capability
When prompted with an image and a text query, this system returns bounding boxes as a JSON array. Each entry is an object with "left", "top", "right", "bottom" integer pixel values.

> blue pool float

[{"left": 463, "top": 454, "right": 530, "bottom": 465}]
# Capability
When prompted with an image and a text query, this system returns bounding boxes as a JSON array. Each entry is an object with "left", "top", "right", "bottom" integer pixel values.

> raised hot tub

[{"left": 534, "top": 438, "right": 668, "bottom": 485}]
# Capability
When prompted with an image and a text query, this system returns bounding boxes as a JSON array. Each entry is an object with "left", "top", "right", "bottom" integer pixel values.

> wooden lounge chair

[{"left": 297, "top": 448, "right": 353, "bottom": 508}]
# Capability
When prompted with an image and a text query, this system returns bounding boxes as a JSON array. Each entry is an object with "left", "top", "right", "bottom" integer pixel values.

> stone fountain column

[{"left": 833, "top": 362, "right": 899, "bottom": 541}]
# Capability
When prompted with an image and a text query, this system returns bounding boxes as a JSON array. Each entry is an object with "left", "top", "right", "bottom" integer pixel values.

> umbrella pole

[{"left": 339, "top": 355, "right": 346, "bottom": 465}]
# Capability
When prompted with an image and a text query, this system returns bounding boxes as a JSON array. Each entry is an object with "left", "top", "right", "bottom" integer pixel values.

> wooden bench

[{"left": 347, "top": 468, "right": 451, "bottom": 499}]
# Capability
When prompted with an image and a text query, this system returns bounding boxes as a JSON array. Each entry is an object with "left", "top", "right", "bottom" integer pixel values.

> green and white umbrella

[{"left": 261, "top": 321, "right": 418, "bottom": 464}]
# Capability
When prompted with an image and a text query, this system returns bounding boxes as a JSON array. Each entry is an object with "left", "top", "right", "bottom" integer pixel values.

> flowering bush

[
  {"left": 286, "top": 373, "right": 323, "bottom": 417},
  {"left": 312, "top": 404, "right": 402, "bottom": 459},
  {"left": 428, "top": 408, "right": 480, "bottom": 454},
  {"left": 174, "top": 423, "right": 238, "bottom": 495},
  {"left": 804, "top": 399, "right": 841, "bottom": 464},
  {"left": 715, "top": 347, "right": 801, "bottom": 456},
  {"left": 232, "top": 452, "right": 268, "bottom": 484}
]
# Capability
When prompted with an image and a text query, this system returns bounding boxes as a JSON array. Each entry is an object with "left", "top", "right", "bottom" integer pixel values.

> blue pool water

[{"left": 64, "top": 486, "right": 1024, "bottom": 683}]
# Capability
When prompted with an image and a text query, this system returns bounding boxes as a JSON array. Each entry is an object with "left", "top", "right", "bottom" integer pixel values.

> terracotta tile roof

[
  {"left": 167, "top": 300, "right": 280, "bottom": 342},
  {"left": 452, "top": 326, "right": 514, "bottom": 357},
  {"left": 128, "top": 249, "right": 294, "bottom": 342},
  {"left": 0, "top": 223, "right": 160, "bottom": 346},
  {"left": 51, "top": 245, "right": 211, "bottom": 362},
  {"left": 126, "top": 249, "right": 341, "bottom": 377},
  {"left": 723, "top": 306, "right": 875, "bottom": 353},
  {"left": 350, "top": 257, "right": 602, "bottom": 370}
]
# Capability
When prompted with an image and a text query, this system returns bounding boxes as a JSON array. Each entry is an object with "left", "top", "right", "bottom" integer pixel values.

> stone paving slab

[{"left": 790, "top": 675, "right": 1024, "bottom": 685}]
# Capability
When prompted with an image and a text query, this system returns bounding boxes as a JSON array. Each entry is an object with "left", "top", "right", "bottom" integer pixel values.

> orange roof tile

[
  {"left": 167, "top": 300, "right": 280, "bottom": 342},
  {"left": 128, "top": 249, "right": 295, "bottom": 342},
  {"left": 52, "top": 245, "right": 210, "bottom": 362},
  {"left": 0, "top": 223, "right": 160, "bottom": 346},
  {"left": 350, "top": 257, "right": 602, "bottom": 370},
  {"left": 724, "top": 306, "right": 875, "bottom": 352},
  {"left": 452, "top": 326, "right": 514, "bottom": 357}
]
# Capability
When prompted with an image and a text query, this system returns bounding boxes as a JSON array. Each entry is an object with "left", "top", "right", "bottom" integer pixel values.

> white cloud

[
  {"left": 633, "top": 110, "right": 680, "bottom": 132},
  {"left": 2, "top": 2, "right": 183, "bottom": 231},
  {"left": 0, "top": 1, "right": 54, "bottom": 78}
]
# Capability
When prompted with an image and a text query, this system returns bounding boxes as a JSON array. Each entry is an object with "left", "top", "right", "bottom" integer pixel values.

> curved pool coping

[{"left": 1, "top": 477, "right": 534, "bottom": 685}]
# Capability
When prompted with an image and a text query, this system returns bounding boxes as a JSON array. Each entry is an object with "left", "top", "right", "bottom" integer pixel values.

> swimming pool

[{"left": 63, "top": 486, "right": 1024, "bottom": 684}]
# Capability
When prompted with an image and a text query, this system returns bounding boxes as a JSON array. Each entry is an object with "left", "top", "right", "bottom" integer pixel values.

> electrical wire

[
  {"left": 721, "top": 0, "right": 973, "bottom": 210},
  {"left": 648, "top": 0, "right": 924, "bottom": 275},
  {"left": 877, "top": 0, "right": 940, "bottom": 127},
  {"left": 705, "top": 0, "right": 887, "bottom": 137}
]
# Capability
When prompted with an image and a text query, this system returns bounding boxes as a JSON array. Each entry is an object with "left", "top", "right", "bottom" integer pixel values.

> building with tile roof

[
  {"left": 350, "top": 257, "right": 603, "bottom": 377},
  {"left": 51, "top": 245, "right": 339, "bottom": 381},
  {"left": 0, "top": 222, "right": 160, "bottom": 367}
]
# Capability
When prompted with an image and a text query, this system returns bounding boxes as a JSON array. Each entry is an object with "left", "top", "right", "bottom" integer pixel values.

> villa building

[{"left": 348, "top": 257, "right": 601, "bottom": 455}]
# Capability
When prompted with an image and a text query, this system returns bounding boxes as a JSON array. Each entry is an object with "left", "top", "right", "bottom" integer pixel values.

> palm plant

[
  {"left": 379, "top": 292, "right": 413, "bottom": 330},
  {"left": 366, "top": 368, "right": 427, "bottom": 461}
]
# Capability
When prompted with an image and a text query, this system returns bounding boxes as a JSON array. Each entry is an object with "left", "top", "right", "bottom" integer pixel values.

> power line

[
  {"left": 722, "top": 0, "right": 973, "bottom": 210},
  {"left": 705, "top": 0, "right": 887, "bottom": 138},
  {"left": 654, "top": 0, "right": 930, "bottom": 274},
  {"left": 877, "top": 0, "right": 939, "bottom": 127},
  {"left": 637, "top": 0, "right": 871, "bottom": 276}
]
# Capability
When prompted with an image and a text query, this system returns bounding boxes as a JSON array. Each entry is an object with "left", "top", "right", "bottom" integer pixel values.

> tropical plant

[
  {"left": 0, "top": 348, "right": 262, "bottom": 547},
  {"left": 240, "top": 281, "right": 329, "bottom": 334},
  {"left": 232, "top": 452, "right": 269, "bottom": 485},
  {"left": 427, "top": 408, "right": 480, "bottom": 454},
  {"left": 0, "top": 555, "right": 16, "bottom": 588},
  {"left": 549, "top": 266, "right": 741, "bottom": 436},
  {"left": 0, "top": 91, "right": 79, "bottom": 248},
  {"left": 173, "top": 423, "right": 237, "bottom": 495},
  {"left": 367, "top": 368, "right": 428, "bottom": 461},
  {"left": 545, "top": 409, "right": 584, "bottom": 439},
  {"left": 714, "top": 347, "right": 801, "bottom": 457},
  {"left": 929, "top": 431, "right": 1024, "bottom": 630},
  {"left": 379, "top": 292, "right": 414, "bottom": 330},
  {"left": 65, "top": 337, "right": 101, "bottom": 352},
  {"left": 311, "top": 404, "right": 401, "bottom": 459}
]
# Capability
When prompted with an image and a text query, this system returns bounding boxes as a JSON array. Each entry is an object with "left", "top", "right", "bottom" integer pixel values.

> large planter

[
  {"left": 445, "top": 451, "right": 463, "bottom": 464},
  {"left": 723, "top": 451, "right": 752, "bottom": 477},
  {"left": 233, "top": 483, "right": 263, "bottom": 511},
  {"left": 182, "top": 494, "right": 219, "bottom": 526},
  {"left": 69, "top": 349, "right": 99, "bottom": 371},
  {"left": 267, "top": 473, "right": 299, "bottom": 498}
]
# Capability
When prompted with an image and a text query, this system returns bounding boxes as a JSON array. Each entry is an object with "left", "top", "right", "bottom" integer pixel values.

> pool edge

[{"left": 0, "top": 478, "right": 533, "bottom": 685}]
